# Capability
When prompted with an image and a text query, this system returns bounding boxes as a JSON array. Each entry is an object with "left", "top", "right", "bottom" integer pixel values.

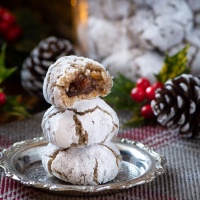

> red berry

[
  {"left": 4, "top": 25, "right": 22, "bottom": 42},
  {"left": 0, "top": 92, "right": 6, "bottom": 106},
  {"left": 0, "top": 13, "right": 15, "bottom": 34},
  {"left": 0, "top": 20, "right": 12, "bottom": 34},
  {"left": 130, "top": 87, "right": 146, "bottom": 103},
  {"left": 0, "top": 8, "right": 7, "bottom": 19},
  {"left": 145, "top": 86, "right": 156, "bottom": 101},
  {"left": 2, "top": 12, "right": 15, "bottom": 25},
  {"left": 141, "top": 104, "right": 154, "bottom": 119},
  {"left": 0, "top": 10, "right": 16, "bottom": 35},
  {"left": 152, "top": 82, "right": 164, "bottom": 91},
  {"left": 136, "top": 78, "right": 151, "bottom": 90}
]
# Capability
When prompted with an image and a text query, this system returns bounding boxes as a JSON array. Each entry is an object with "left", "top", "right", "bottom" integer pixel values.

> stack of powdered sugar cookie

[{"left": 41, "top": 56, "right": 121, "bottom": 185}]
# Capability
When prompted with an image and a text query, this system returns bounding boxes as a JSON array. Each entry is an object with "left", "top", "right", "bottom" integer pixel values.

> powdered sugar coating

[
  {"left": 42, "top": 142, "right": 121, "bottom": 185},
  {"left": 41, "top": 142, "right": 63, "bottom": 174},
  {"left": 43, "top": 56, "right": 113, "bottom": 108},
  {"left": 42, "top": 98, "right": 119, "bottom": 148}
]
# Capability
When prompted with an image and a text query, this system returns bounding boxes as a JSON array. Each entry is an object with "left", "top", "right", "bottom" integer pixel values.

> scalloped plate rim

[{"left": 0, "top": 137, "right": 166, "bottom": 194}]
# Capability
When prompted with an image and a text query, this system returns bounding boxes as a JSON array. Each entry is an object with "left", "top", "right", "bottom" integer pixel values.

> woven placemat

[{"left": 0, "top": 112, "right": 200, "bottom": 200}]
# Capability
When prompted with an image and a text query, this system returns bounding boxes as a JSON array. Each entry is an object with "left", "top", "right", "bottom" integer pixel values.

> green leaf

[
  {"left": 155, "top": 45, "right": 190, "bottom": 83},
  {"left": 0, "top": 68, "right": 17, "bottom": 84},
  {"left": 0, "top": 44, "right": 17, "bottom": 84},
  {"left": 0, "top": 43, "right": 6, "bottom": 67}
]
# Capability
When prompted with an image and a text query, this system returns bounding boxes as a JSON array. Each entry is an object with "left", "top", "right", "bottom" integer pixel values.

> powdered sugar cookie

[
  {"left": 102, "top": 49, "right": 163, "bottom": 83},
  {"left": 42, "top": 142, "right": 121, "bottom": 185},
  {"left": 43, "top": 56, "right": 113, "bottom": 108},
  {"left": 88, "top": 0, "right": 135, "bottom": 20},
  {"left": 128, "top": 0, "right": 192, "bottom": 51},
  {"left": 87, "top": 17, "right": 134, "bottom": 61},
  {"left": 42, "top": 98, "right": 119, "bottom": 148}
]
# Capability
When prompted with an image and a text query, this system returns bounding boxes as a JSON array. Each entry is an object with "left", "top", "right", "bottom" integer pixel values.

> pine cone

[
  {"left": 21, "top": 36, "right": 75, "bottom": 96},
  {"left": 151, "top": 74, "right": 200, "bottom": 138}
]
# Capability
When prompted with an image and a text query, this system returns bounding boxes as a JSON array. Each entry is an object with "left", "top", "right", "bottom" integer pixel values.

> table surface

[{"left": 0, "top": 112, "right": 200, "bottom": 200}]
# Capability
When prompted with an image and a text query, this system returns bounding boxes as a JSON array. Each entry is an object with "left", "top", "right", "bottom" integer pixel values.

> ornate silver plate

[{"left": 0, "top": 137, "right": 166, "bottom": 196}]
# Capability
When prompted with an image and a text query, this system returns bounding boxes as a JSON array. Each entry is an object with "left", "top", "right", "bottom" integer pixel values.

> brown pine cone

[
  {"left": 151, "top": 74, "right": 200, "bottom": 138},
  {"left": 21, "top": 36, "right": 75, "bottom": 97}
]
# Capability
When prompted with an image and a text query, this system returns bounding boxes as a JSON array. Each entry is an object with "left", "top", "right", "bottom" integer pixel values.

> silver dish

[{"left": 0, "top": 137, "right": 166, "bottom": 196}]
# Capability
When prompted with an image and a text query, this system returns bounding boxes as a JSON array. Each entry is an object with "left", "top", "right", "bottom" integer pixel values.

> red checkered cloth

[{"left": 0, "top": 112, "right": 200, "bottom": 200}]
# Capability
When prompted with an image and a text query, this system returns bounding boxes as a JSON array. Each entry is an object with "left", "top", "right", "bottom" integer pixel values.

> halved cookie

[{"left": 43, "top": 56, "right": 113, "bottom": 108}]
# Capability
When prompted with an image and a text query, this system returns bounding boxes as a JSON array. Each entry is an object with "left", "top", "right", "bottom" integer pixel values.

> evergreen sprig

[{"left": 104, "top": 74, "right": 135, "bottom": 110}]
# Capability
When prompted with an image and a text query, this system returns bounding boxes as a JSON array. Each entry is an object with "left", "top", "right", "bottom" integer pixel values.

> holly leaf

[
  {"left": 0, "top": 44, "right": 17, "bottom": 84},
  {"left": 103, "top": 73, "right": 136, "bottom": 110},
  {"left": 155, "top": 45, "right": 190, "bottom": 83}
]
